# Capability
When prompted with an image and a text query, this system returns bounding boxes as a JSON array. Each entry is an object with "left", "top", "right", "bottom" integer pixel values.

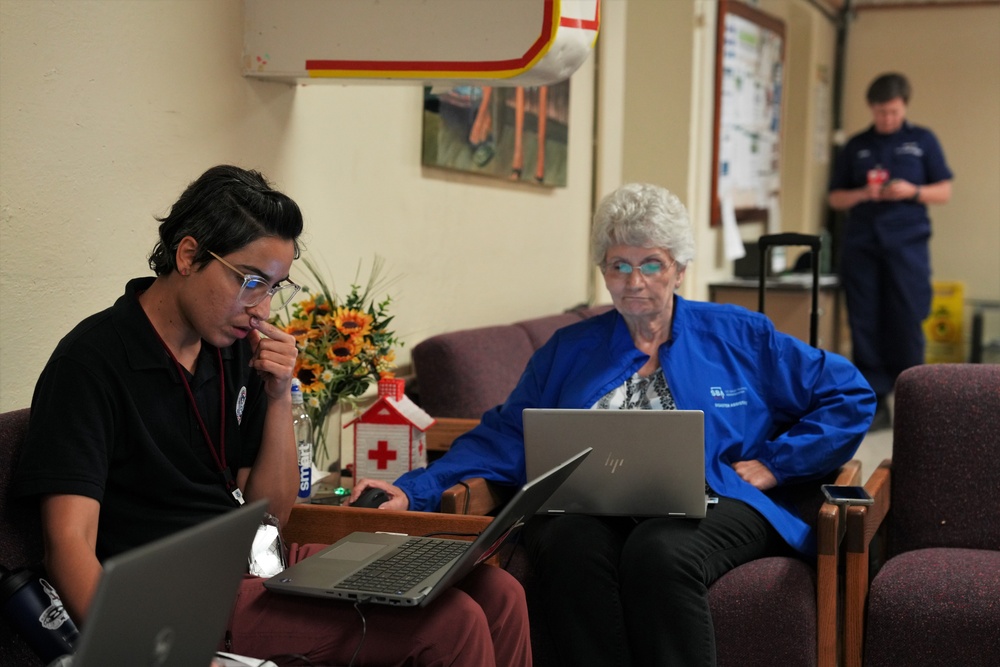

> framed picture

[{"left": 422, "top": 82, "right": 570, "bottom": 187}]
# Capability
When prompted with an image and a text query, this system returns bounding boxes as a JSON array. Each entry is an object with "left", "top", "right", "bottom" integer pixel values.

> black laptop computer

[{"left": 264, "top": 447, "right": 591, "bottom": 607}]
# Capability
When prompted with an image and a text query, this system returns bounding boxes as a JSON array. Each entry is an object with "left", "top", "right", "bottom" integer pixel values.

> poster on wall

[
  {"left": 422, "top": 82, "right": 570, "bottom": 187},
  {"left": 711, "top": 0, "right": 785, "bottom": 228}
]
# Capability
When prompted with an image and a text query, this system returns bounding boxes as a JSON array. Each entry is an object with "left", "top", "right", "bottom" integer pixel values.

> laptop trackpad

[{"left": 321, "top": 541, "right": 386, "bottom": 561}]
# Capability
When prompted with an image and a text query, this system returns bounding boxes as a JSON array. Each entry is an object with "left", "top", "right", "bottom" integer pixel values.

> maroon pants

[{"left": 226, "top": 543, "right": 532, "bottom": 666}]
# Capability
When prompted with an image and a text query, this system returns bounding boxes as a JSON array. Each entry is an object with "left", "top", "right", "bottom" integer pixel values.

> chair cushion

[
  {"left": 0, "top": 408, "right": 42, "bottom": 567},
  {"left": 514, "top": 313, "right": 582, "bottom": 350},
  {"left": 864, "top": 547, "right": 1000, "bottom": 667},
  {"left": 710, "top": 557, "right": 818, "bottom": 667},
  {"left": 412, "top": 325, "right": 535, "bottom": 418},
  {"left": 890, "top": 364, "right": 1000, "bottom": 554},
  {"left": 0, "top": 407, "right": 46, "bottom": 666}
]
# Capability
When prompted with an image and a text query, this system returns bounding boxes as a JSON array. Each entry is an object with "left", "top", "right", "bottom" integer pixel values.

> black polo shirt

[{"left": 14, "top": 278, "right": 268, "bottom": 560}]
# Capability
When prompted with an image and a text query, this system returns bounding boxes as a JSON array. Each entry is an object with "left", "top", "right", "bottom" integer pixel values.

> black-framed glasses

[
  {"left": 602, "top": 259, "right": 677, "bottom": 278},
  {"left": 207, "top": 251, "right": 300, "bottom": 311}
]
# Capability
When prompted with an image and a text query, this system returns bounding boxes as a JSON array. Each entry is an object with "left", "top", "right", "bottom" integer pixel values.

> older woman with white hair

[{"left": 367, "top": 183, "right": 875, "bottom": 666}]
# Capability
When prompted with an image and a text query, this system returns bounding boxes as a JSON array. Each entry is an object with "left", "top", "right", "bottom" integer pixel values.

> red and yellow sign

[{"left": 244, "top": 0, "right": 600, "bottom": 86}]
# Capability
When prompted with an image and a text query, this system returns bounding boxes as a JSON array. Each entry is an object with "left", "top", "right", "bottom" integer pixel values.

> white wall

[
  {"left": 0, "top": 0, "right": 596, "bottom": 410},
  {"left": 3, "top": 1, "right": 997, "bottom": 412}
]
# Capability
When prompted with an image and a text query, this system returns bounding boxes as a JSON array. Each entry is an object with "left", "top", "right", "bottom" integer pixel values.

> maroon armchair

[
  {"left": 0, "top": 408, "right": 46, "bottom": 666},
  {"left": 844, "top": 363, "right": 1000, "bottom": 667}
]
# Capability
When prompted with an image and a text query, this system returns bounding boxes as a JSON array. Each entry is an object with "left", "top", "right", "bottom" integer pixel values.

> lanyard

[{"left": 146, "top": 322, "right": 244, "bottom": 506}]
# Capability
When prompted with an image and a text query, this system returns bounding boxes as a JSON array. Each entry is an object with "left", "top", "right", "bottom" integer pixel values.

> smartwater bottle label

[{"left": 297, "top": 439, "right": 312, "bottom": 498}]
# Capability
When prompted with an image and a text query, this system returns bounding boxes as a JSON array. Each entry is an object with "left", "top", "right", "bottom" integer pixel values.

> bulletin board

[{"left": 710, "top": 0, "right": 786, "bottom": 227}]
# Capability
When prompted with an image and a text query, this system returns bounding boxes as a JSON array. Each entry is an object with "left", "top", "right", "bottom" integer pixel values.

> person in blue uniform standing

[{"left": 828, "top": 72, "right": 953, "bottom": 428}]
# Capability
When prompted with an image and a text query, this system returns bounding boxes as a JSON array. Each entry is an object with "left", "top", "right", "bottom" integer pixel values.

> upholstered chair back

[
  {"left": 889, "top": 363, "right": 1000, "bottom": 555},
  {"left": 0, "top": 407, "right": 47, "bottom": 666}
]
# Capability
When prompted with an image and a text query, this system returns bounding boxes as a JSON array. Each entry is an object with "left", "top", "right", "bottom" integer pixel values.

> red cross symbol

[{"left": 368, "top": 440, "right": 397, "bottom": 470}]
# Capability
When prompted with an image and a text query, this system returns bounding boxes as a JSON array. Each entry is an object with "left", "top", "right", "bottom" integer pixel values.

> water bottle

[
  {"left": 0, "top": 564, "right": 79, "bottom": 663},
  {"left": 291, "top": 379, "right": 313, "bottom": 501}
]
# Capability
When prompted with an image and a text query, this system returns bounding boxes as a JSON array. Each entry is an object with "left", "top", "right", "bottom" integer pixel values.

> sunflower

[
  {"left": 284, "top": 315, "right": 322, "bottom": 345},
  {"left": 327, "top": 335, "right": 364, "bottom": 363},
  {"left": 300, "top": 294, "right": 332, "bottom": 316},
  {"left": 332, "top": 307, "right": 374, "bottom": 338},
  {"left": 293, "top": 360, "right": 326, "bottom": 393}
]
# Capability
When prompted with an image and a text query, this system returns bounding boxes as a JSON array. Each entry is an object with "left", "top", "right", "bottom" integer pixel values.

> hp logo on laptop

[{"left": 604, "top": 452, "right": 625, "bottom": 474}]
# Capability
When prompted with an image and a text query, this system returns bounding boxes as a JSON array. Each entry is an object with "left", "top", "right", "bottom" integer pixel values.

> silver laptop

[
  {"left": 264, "top": 447, "right": 591, "bottom": 607},
  {"left": 523, "top": 409, "right": 707, "bottom": 518},
  {"left": 59, "top": 499, "right": 267, "bottom": 667}
]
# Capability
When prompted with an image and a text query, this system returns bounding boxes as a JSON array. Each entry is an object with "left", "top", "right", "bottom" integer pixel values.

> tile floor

[
  {"left": 854, "top": 425, "right": 892, "bottom": 483},
  {"left": 852, "top": 393, "right": 893, "bottom": 483}
]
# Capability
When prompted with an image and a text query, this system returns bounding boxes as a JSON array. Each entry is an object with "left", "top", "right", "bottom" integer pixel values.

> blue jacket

[{"left": 396, "top": 296, "right": 875, "bottom": 554}]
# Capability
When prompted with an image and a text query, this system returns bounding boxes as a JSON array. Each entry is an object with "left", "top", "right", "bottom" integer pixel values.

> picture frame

[{"left": 422, "top": 82, "right": 571, "bottom": 187}]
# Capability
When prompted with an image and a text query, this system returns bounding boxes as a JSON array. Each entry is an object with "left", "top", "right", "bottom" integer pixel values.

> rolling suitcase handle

[{"left": 758, "top": 233, "right": 822, "bottom": 348}]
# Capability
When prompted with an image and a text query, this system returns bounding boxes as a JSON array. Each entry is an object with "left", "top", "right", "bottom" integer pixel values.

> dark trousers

[
  {"left": 523, "top": 499, "right": 790, "bottom": 667},
  {"left": 840, "top": 227, "right": 931, "bottom": 398}
]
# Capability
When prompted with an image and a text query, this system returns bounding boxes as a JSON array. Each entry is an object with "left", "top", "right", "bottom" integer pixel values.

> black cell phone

[{"left": 821, "top": 484, "right": 874, "bottom": 505}]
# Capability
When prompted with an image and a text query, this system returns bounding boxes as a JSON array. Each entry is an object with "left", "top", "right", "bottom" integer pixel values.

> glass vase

[{"left": 312, "top": 400, "right": 343, "bottom": 490}]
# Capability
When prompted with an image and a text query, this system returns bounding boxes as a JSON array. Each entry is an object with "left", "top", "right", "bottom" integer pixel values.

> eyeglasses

[
  {"left": 602, "top": 259, "right": 676, "bottom": 278},
  {"left": 207, "top": 251, "right": 300, "bottom": 311}
]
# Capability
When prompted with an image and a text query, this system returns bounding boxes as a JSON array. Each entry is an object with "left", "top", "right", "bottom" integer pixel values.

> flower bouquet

[{"left": 272, "top": 255, "right": 401, "bottom": 470}]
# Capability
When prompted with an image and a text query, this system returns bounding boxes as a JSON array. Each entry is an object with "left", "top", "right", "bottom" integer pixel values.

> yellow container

[{"left": 923, "top": 281, "right": 965, "bottom": 363}]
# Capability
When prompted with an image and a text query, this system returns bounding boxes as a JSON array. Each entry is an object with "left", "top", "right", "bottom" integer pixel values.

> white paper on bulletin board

[{"left": 711, "top": 1, "right": 785, "bottom": 227}]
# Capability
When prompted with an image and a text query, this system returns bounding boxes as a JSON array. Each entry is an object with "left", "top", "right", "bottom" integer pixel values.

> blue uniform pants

[{"left": 839, "top": 220, "right": 932, "bottom": 398}]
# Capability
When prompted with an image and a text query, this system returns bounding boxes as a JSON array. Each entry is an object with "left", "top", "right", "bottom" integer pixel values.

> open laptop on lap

[
  {"left": 264, "top": 447, "right": 591, "bottom": 608},
  {"left": 523, "top": 408, "right": 708, "bottom": 518},
  {"left": 55, "top": 499, "right": 267, "bottom": 667}
]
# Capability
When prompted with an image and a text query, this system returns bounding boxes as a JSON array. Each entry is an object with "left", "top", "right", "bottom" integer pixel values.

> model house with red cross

[{"left": 348, "top": 378, "right": 436, "bottom": 483}]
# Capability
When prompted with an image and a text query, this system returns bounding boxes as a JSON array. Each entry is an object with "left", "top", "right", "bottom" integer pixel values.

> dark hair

[
  {"left": 148, "top": 165, "right": 303, "bottom": 276},
  {"left": 866, "top": 73, "right": 911, "bottom": 105}
]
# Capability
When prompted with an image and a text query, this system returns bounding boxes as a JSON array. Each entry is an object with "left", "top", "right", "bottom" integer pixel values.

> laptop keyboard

[{"left": 335, "top": 538, "right": 469, "bottom": 595}]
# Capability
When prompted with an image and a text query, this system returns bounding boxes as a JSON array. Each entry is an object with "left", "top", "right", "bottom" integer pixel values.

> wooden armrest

[
  {"left": 441, "top": 477, "right": 513, "bottom": 515},
  {"left": 843, "top": 458, "right": 893, "bottom": 667},
  {"left": 817, "top": 459, "right": 863, "bottom": 556},
  {"left": 814, "top": 459, "right": 863, "bottom": 667},
  {"left": 284, "top": 504, "right": 492, "bottom": 546},
  {"left": 426, "top": 417, "right": 480, "bottom": 452}
]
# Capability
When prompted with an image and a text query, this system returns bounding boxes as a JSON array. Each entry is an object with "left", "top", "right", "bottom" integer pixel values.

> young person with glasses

[{"left": 13, "top": 165, "right": 531, "bottom": 666}]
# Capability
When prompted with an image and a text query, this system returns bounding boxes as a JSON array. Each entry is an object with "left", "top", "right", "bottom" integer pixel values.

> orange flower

[
  {"left": 293, "top": 360, "right": 326, "bottom": 393},
  {"left": 332, "top": 307, "right": 373, "bottom": 338},
  {"left": 327, "top": 335, "right": 363, "bottom": 363},
  {"left": 283, "top": 316, "right": 321, "bottom": 344}
]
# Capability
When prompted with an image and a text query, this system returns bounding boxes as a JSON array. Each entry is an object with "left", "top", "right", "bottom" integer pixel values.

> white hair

[{"left": 590, "top": 183, "right": 695, "bottom": 268}]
